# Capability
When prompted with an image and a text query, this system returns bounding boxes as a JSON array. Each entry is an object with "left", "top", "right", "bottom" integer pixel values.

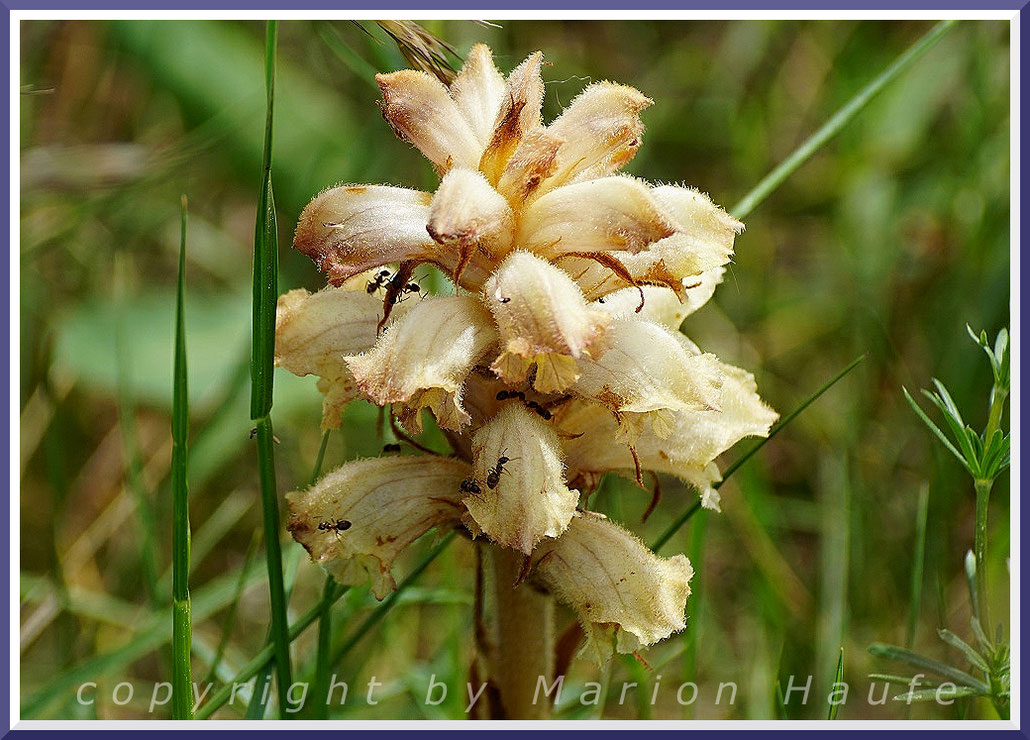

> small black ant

[
  {"left": 498, "top": 296, "right": 511, "bottom": 304},
  {"left": 366, "top": 269, "right": 392, "bottom": 294},
  {"left": 249, "top": 427, "right": 281, "bottom": 444},
  {"left": 382, "top": 443, "right": 401, "bottom": 453},
  {"left": 318, "top": 519, "right": 352, "bottom": 539},
  {"left": 386, "top": 274, "right": 423, "bottom": 304},
  {"left": 459, "top": 477, "right": 482, "bottom": 496},
  {"left": 496, "top": 389, "right": 526, "bottom": 401},
  {"left": 526, "top": 400, "right": 552, "bottom": 420},
  {"left": 486, "top": 452, "right": 515, "bottom": 490}
]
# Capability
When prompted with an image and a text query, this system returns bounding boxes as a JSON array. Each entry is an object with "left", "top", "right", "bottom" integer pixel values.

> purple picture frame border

[{"left": 3, "top": 3, "right": 1025, "bottom": 737}]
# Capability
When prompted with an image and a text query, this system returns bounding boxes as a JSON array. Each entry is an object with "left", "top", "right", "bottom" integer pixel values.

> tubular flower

[{"left": 278, "top": 44, "right": 775, "bottom": 662}]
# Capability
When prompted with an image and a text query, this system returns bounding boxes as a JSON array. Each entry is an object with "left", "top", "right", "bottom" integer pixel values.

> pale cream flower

[
  {"left": 345, "top": 295, "right": 498, "bottom": 432},
  {"left": 485, "top": 250, "right": 608, "bottom": 393},
  {"left": 287, "top": 456, "right": 471, "bottom": 599},
  {"left": 274, "top": 284, "right": 409, "bottom": 431},
  {"left": 572, "top": 316, "right": 725, "bottom": 440},
  {"left": 463, "top": 402, "right": 578, "bottom": 554},
  {"left": 531, "top": 511, "right": 693, "bottom": 662},
  {"left": 560, "top": 358, "right": 778, "bottom": 511},
  {"left": 277, "top": 44, "right": 774, "bottom": 662}
]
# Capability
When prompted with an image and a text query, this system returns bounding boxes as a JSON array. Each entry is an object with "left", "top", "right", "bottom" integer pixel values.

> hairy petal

[
  {"left": 377, "top": 69, "right": 482, "bottom": 173},
  {"left": 427, "top": 167, "right": 514, "bottom": 260},
  {"left": 479, "top": 52, "right": 545, "bottom": 183},
  {"left": 519, "top": 176, "right": 677, "bottom": 258},
  {"left": 531, "top": 511, "right": 693, "bottom": 662},
  {"left": 293, "top": 184, "right": 433, "bottom": 285},
  {"left": 562, "top": 186, "right": 738, "bottom": 301},
  {"left": 652, "top": 185, "right": 742, "bottom": 267},
  {"left": 275, "top": 286, "right": 410, "bottom": 430},
  {"left": 594, "top": 285, "right": 684, "bottom": 325},
  {"left": 449, "top": 43, "right": 507, "bottom": 148},
  {"left": 346, "top": 295, "right": 498, "bottom": 432},
  {"left": 287, "top": 456, "right": 470, "bottom": 599},
  {"left": 494, "top": 128, "right": 563, "bottom": 204},
  {"left": 485, "top": 251, "right": 609, "bottom": 393},
  {"left": 544, "top": 82, "right": 652, "bottom": 189},
  {"left": 574, "top": 317, "right": 724, "bottom": 438},
  {"left": 567, "top": 240, "right": 726, "bottom": 303},
  {"left": 464, "top": 403, "right": 578, "bottom": 554},
  {"left": 560, "top": 357, "right": 777, "bottom": 510}
]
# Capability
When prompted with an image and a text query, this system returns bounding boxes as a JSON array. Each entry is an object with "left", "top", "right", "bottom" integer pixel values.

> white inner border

[{"left": 9, "top": 7, "right": 1021, "bottom": 731}]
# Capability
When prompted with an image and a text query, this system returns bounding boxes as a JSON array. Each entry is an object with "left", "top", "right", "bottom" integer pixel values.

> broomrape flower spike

[{"left": 278, "top": 44, "right": 776, "bottom": 675}]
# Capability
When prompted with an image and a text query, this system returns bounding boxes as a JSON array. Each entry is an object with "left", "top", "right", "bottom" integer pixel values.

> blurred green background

[{"left": 19, "top": 19, "right": 1010, "bottom": 719}]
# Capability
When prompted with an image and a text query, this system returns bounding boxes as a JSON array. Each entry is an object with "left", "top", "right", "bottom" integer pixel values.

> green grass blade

[
  {"left": 310, "top": 430, "right": 331, "bottom": 486},
  {"left": 868, "top": 643, "right": 989, "bottom": 692},
  {"left": 249, "top": 20, "right": 292, "bottom": 718},
  {"left": 774, "top": 681, "right": 788, "bottom": 720},
  {"left": 652, "top": 500, "right": 702, "bottom": 552},
  {"left": 235, "top": 426, "right": 319, "bottom": 721},
  {"left": 329, "top": 531, "right": 456, "bottom": 670},
  {"left": 309, "top": 431, "right": 334, "bottom": 720},
  {"left": 730, "top": 20, "right": 957, "bottom": 220},
  {"left": 311, "top": 577, "right": 338, "bottom": 720},
  {"left": 903, "top": 387, "right": 970, "bottom": 471},
  {"left": 317, "top": 23, "right": 381, "bottom": 92},
  {"left": 194, "top": 582, "right": 350, "bottom": 719},
  {"left": 201, "top": 530, "right": 260, "bottom": 687},
  {"left": 906, "top": 484, "right": 929, "bottom": 648},
  {"left": 653, "top": 355, "right": 864, "bottom": 552},
  {"left": 722, "top": 355, "right": 865, "bottom": 483},
  {"left": 246, "top": 667, "right": 274, "bottom": 719},
  {"left": 171, "top": 194, "right": 193, "bottom": 719},
  {"left": 828, "top": 648, "right": 844, "bottom": 719},
  {"left": 251, "top": 20, "right": 279, "bottom": 421}
]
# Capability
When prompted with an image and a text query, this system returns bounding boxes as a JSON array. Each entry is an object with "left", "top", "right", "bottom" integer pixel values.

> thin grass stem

[
  {"left": 328, "top": 531, "right": 456, "bottom": 670},
  {"left": 201, "top": 530, "right": 260, "bottom": 688},
  {"left": 196, "top": 529, "right": 453, "bottom": 719},
  {"left": 730, "top": 20, "right": 957, "bottom": 221},
  {"left": 171, "top": 194, "right": 193, "bottom": 719},
  {"left": 309, "top": 430, "right": 333, "bottom": 720},
  {"left": 973, "top": 477, "right": 993, "bottom": 631},
  {"left": 249, "top": 19, "right": 292, "bottom": 717},
  {"left": 194, "top": 581, "right": 349, "bottom": 719}
]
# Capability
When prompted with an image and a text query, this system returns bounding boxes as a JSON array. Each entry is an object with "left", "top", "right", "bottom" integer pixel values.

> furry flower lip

[{"left": 277, "top": 43, "right": 777, "bottom": 664}]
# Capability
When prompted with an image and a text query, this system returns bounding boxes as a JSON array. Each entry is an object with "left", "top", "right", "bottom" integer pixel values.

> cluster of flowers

[{"left": 275, "top": 45, "right": 776, "bottom": 662}]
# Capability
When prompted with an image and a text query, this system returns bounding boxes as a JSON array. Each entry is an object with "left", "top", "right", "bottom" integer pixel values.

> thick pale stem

[
  {"left": 482, "top": 545, "right": 554, "bottom": 719},
  {"left": 973, "top": 478, "right": 992, "bottom": 631}
]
